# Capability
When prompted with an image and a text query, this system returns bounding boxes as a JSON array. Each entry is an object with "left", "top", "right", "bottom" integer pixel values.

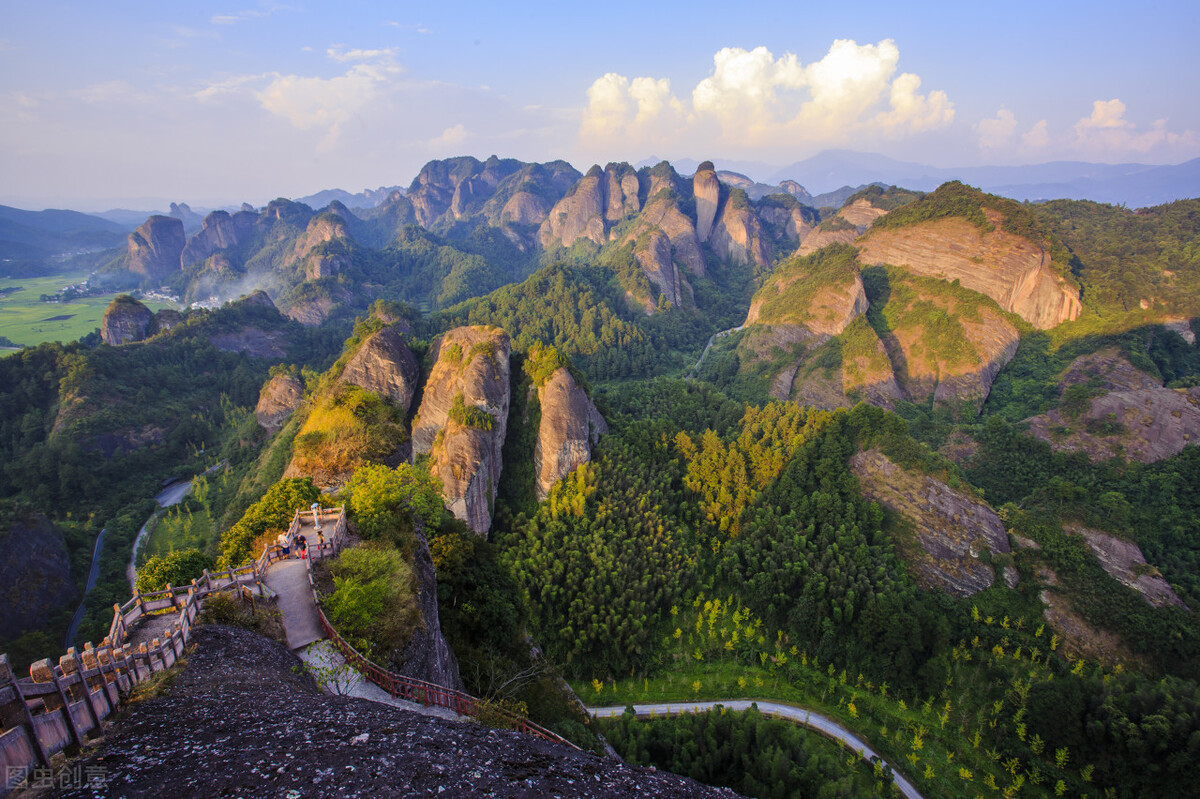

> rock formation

[
  {"left": 181, "top": 210, "right": 256, "bottom": 268},
  {"left": 1064, "top": 524, "right": 1187, "bottom": 609},
  {"left": 100, "top": 295, "right": 155, "bottom": 345},
  {"left": 757, "top": 195, "right": 817, "bottom": 247},
  {"left": 0, "top": 513, "right": 74, "bottom": 641},
  {"left": 539, "top": 165, "right": 607, "bottom": 248},
  {"left": 407, "top": 156, "right": 526, "bottom": 229},
  {"left": 340, "top": 326, "right": 419, "bottom": 413},
  {"left": 603, "top": 162, "right": 642, "bottom": 221},
  {"left": 61, "top": 625, "right": 736, "bottom": 799},
  {"left": 709, "top": 190, "right": 772, "bottom": 268},
  {"left": 255, "top": 373, "right": 304, "bottom": 434},
  {"left": 534, "top": 368, "right": 607, "bottom": 500},
  {"left": 127, "top": 215, "right": 185, "bottom": 283},
  {"left": 693, "top": 161, "right": 720, "bottom": 242},
  {"left": 396, "top": 525, "right": 464, "bottom": 689},
  {"left": 849, "top": 449, "right": 1011, "bottom": 597},
  {"left": 412, "top": 327, "right": 511, "bottom": 534},
  {"left": 857, "top": 210, "right": 1082, "bottom": 329},
  {"left": 285, "top": 214, "right": 351, "bottom": 280}
]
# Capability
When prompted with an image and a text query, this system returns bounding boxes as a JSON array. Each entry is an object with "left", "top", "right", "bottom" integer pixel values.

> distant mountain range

[{"left": 641, "top": 150, "right": 1200, "bottom": 208}]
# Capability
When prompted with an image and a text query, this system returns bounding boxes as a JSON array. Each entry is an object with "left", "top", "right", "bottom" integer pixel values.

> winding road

[
  {"left": 688, "top": 325, "right": 745, "bottom": 378},
  {"left": 588, "top": 700, "right": 922, "bottom": 799}
]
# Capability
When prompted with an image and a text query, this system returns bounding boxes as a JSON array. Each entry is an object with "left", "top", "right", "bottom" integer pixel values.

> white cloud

[
  {"left": 250, "top": 48, "right": 401, "bottom": 147},
  {"left": 580, "top": 39, "right": 953, "bottom": 154},
  {"left": 1072, "top": 98, "right": 1196, "bottom": 156},
  {"left": 1022, "top": 119, "right": 1050, "bottom": 150},
  {"left": 977, "top": 108, "right": 1018, "bottom": 149},
  {"left": 210, "top": 3, "right": 287, "bottom": 25},
  {"left": 430, "top": 123, "right": 467, "bottom": 148}
]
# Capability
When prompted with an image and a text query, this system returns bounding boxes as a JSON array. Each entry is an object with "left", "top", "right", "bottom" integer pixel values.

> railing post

[{"left": 1, "top": 653, "right": 52, "bottom": 769}]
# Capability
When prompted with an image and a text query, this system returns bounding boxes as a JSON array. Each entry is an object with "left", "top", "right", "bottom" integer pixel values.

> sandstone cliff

[
  {"left": 395, "top": 524, "right": 464, "bottom": 689},
  {"left": 100, "top": 295, "right": 155, "bottom": 345},
  {"left": 255, "top": 373, "right": 304, "bottom": 434},
  {"left": 285, "top": 213, "right": 351, "bottom": 280},
  {"left": 539, "top": 165, "right": 607, "bottom": 248},
  {"left": 534, "top": 367, "right": 607, "bottom": 500},
  {"left": 857, "top": 210, "right": 1082, "bottom": 329},
  {"left": 0, "top": 513, "right": 74, "bottom": 641},
  {"left": 413, "top": 327, "right": 511, "bottom": 535},
  {"left": 407, "top": 156, "right": 524, "bottom": 229},
  {"left": 709, "top": 190, "right": 772, "bottom": 268},
  {"left": 1064, "top": 524, "right": 1187, "bottom": 609},
  {"left": 1025, "top": 350, "right": 1200, "bottom": 463},
  {"left": 181, "top": 210, "right": 256, "bottom": 268},
  {"left": 757, "top": 194, "right": 818, "bottom": 248},
  {"left": 127, "top": 215, "right": 185, "bottom": 283},
  {"left": 693, "top": 161, "right": 720, "bottom": 242},
  {"left": 850, "top": 449, "right": 1011, "bottom": 597},
  {"left": 340, "top": 326, "right": 419, "bottom": 413}
]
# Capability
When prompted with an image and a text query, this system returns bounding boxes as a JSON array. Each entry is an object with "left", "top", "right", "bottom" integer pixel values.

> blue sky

[{"left": 2, "top": 0, "right": 1198, "bottom": 209}]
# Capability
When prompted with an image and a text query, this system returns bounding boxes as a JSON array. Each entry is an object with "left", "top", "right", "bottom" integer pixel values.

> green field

[{"left": 0, "top": 272, "right": 175, "bottom": 349}]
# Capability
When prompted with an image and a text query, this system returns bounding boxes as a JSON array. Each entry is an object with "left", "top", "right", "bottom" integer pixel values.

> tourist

[
  {"left": 297, "top": 533, "right": 308, "bottom": 560},
  {"left": 277, "top": 531, "right": 290, "bottom": 559}
]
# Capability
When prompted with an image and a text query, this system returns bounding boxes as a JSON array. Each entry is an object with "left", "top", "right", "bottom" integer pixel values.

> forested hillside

[{"left": 3, "top": 164, "right": 1199, "bottom": 798}]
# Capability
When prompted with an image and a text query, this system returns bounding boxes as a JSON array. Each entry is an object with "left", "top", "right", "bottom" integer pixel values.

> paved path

[
  {"left": 298, "top": 639, "right": 462, "bottom": 721},
  {"left": 263, "top": 559, "right": 324, "bottom": 651},
  {"left": 589, "top": 700, "right": 922, "bottom": 799}
]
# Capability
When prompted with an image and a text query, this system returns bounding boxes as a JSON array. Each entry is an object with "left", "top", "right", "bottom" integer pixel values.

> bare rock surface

[
  {"left": 850, "top": 449, "right": 1010, "bottom": 597},
  {"left": 857, "top": 212, "right": 1082, "bottom": 329},
  {"left": 710, "top": 194, "right": 772, "bottom": 268},
  {"left": 539, "top": 166, "right": 607, "bottom": 248},
  {"left": 1065, "top": 524, "right": 1187, "bottom": 609},
  {"left": 693, "top": 161, "right": 720, "bottom": 242},
  {"left": 255, "top": 373, "right": 304, "bottom": 433},
  {"left": 181, "top": 209, "right": 256, "bottom": 268},
  {"left": 285, "top": 214, "right": 351, "bottom": 280},
  {"left": 59, "top": 625, "right": 737, "bottom": 799},
  {"left": 100, "top": 296, "right": 154, "bottom": 345},
  {"left": 0, "top": 513, "right": 74, "bottom": 640},
  {"left": 208, "top": 327, "right": 287, "bottom": 359},
  {"left": 126, "top": 215, "right": 185, "bottom": 283},
  {"left": 414, "top": 327, "right": 511, "bottom": 534},
  {"left": 396, "top": 525, "right": 464, "bottom": 689},
  {"left": 340, "top": 326, "right": 419, "bottom": 413},
  {"left": 534, "top": 368, "right": 607, "bottom": 500}
]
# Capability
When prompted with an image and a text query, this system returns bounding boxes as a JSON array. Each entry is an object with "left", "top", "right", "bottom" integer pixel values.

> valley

[{"left": 0, "top": 157, "right": 1198, "bottom": 798}]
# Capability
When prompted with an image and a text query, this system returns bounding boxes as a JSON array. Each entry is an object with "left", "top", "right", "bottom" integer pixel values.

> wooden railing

[{"left": 0, "top": 506, "right": 345, "bottom": 795}]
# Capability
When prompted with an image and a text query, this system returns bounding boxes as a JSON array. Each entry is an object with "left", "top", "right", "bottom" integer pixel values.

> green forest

[{"left": 2, "top": 175, "right": 1200, "bottom": 798}]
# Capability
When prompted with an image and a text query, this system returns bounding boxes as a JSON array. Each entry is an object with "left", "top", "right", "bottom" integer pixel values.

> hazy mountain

[
  {"left": 295, "top": 185, "right": 406, "bottom": 210},
  {"left": 0, "top": 204, "right": 127, "bottom": 259}
]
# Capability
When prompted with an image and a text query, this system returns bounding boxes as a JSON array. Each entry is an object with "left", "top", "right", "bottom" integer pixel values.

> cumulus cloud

[
  {"left": 977, "top": 108, "right": 1018, "bottom": 149},
  {"left": 1067, "top": 99, "right": 1196, "bottom": 156},
  {"left": 580, "top": 39, "right": 954, "bottom": 153},
  {"left": 1022, "top": 119, "right": 1050, "bottom": 150},
  {"left": 430, "top": 123, "right": 467, "bottom": 147},
  {"left": 252, "top": 48, "right": 401, "bottom": 147}
]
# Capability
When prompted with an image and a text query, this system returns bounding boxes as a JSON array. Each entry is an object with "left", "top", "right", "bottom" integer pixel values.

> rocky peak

[
  {"left": 100, "top": 295, "right": 155, "bottom": 345},
  {"left": 340, "top": 326, "right": 420, "bottom": 413},
  {"left": 538, "top": 167, "right": 607, "bottom": 248},
  {"left": 642, "top": 161, "right": 685, "bottom": 202},
  {"left": 255, "top": 372, "right": 304, "bottom": 433},
  {"left": 127, "top": 215, "right": 185, "bottom": 283},
  {"left": 181, "top": 210, "right": 256, "bottom": 268},
  {"left": 857, "top": 210, "right": 1082, "bottom": 329},
  {"left": 709, "top": 188, "right": 772, "bottom": 268},
  {"left": 604, "top": 162, "right": 642, "bottom": 221},
  {"left": 534, "top": 367, "right": 608, "bottom": 500},
  {"left": 693, "top": 161, "right": 720, "bottom": 243},
  {"left": 286, "top": 213, "right": 351, "bottom": 279},
  {"left": 412, "top": 327, "right": 512, "bottom": 535},
  {"left": 850, "top": 449, "right": 1011, "bottom": 597},
  {"left": 1065, "top": 524, "right": 1187, "bottom": 609}
]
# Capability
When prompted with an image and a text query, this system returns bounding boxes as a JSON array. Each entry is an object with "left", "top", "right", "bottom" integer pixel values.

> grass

[{"left": 0, "top": 271, "right": 175, "bottom": 348}]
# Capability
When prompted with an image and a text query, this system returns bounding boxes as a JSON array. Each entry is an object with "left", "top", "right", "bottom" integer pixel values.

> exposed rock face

[
  {"left": 285, "top": 295, "right": 337, "bottom": 326},
  {"left": 181, "top": 210, "right": 256, "bottom": 268},
  {"left": 797, "top": 224, "right": 858, "bottom": 255},
  {"left": 534, "top": 368, "right": 607, "bottom": 500},
  {"left": 1027, "top": 384, "right": 1200, "bottom": 463},
  {"left": 1163, "top": 318, "right": 1197, "bottom": 345},
  {"left": 757, "top": 198, "right": 817, "bottom": 246},
  {"left": 208, "top": 328, "right": 287, "bottom": 359},
  {"left": 286, "top": 214, "right": 350, "bottom": 280},
  {"left": 0, "top": 513, "right": 74, "bottom": 640},
  {"left": 413, "top": 327, "right": 511, "bottom": 535},
  {"left": 623, "top": 194, "right": 706, "bottom": 278},
  {"left": 100, "top": 296, "right": 155, "bottom": 345},
  {"left": 710, "top": 192, "right": 772, "bottom": 268},
  {"left": 340, "top": 326, "right": 419, "bottom": 413},
  {"left": 539, "top": 165, "right": 607, "bottom": 248},
  {"left": 746, "top": 265, "right": 868, "bottom": 335},
  {"left": 693, "top": 161, "right": 721, "bottom": 242},
  {"left": 1056, "top": 348, "right": 1162, "bottom": 392},
  {"left": 255, "top": 373, "right": 304, "bottom": 434},
  {"left": 837, "top": 198, "right": 888, "bottom": 230},
  {"left": 857, "top": 212, "right": 1082, "bottom": 329},
  {"left": 1065, "top": 524, "right": 1187, "bottom": 609},
  {"left": 407, "top": 156, "right": 524, "bottom": 229},
  {"left": 60, "top": 626, "right": 734, "bottom": 799},
  {"left": 127, "top": 215, "right": 185, "bottom": 283},
  {"left": 850, "top": 449, "right": 1011, "bottom": 597},
  {"left": 396, "top": 525, "right": 464, "bottom": 689},
  {"left": 603, "top": 162, "right": 642, "bottom": 221}
]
